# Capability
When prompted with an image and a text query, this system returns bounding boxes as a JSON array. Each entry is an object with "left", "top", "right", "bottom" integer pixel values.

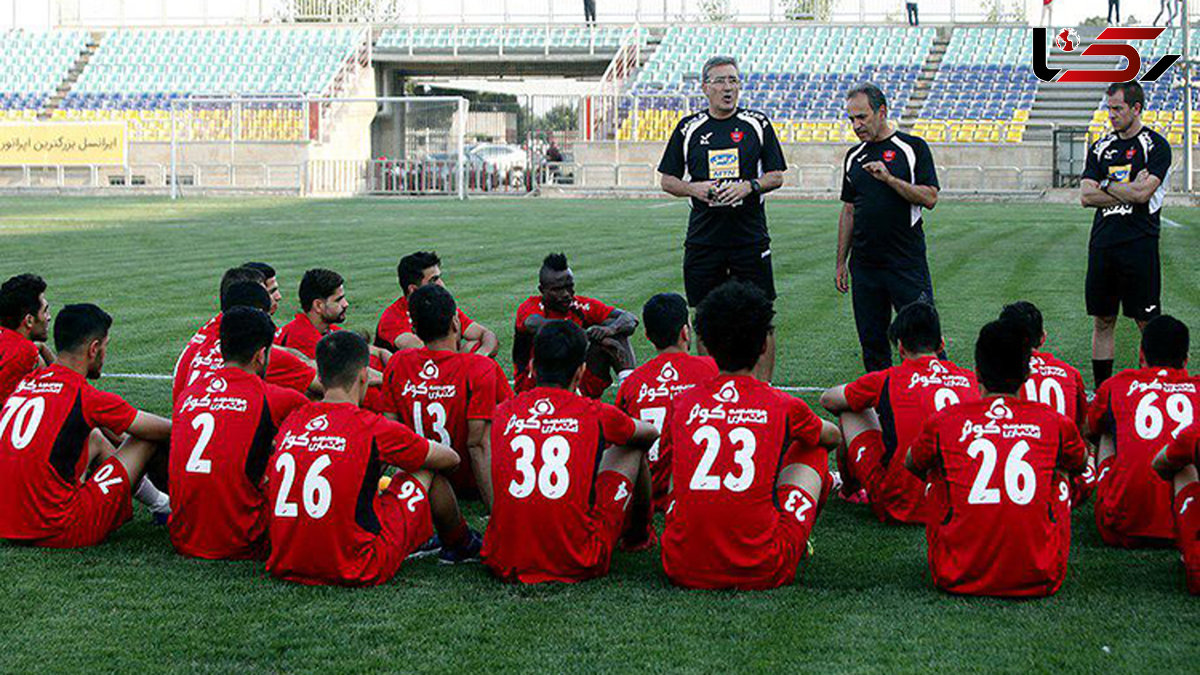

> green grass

[{"left": 0, "top": 196, "right": 1196, "bottom": 673}]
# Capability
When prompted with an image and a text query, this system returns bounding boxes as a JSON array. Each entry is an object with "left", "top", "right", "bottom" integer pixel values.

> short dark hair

[
  {"left": 1107, "top": 81, "right": 1145, "bottom": 112},
  {"left": 242, "top": 262, "right": 276, "bottom": 280},
  {"left": 298, "top": 268, "right": 344, "bottom": 312},
  {"left": 695, "top": 281, "right": 774, "bottom": 373},
  {"left": 533, "top": 320, "right": 588, "bottom": 388},
  {"left": 887, "top": 302, "right": 941, "bottom": 354},
  {"left": 0, "top": 273, "right": 47, "bottom": 330},
  {"left": 408, "top": 284, "right": 457, "bottom": 343},
  {"left": 315, "top": 331, "right": 369, "bottom": 391},
  {"left": 847, "top": 83, "right": 888, "bottom": 113},
  {"left": 643, "top": 293, "right": 690, "bottom": 350},
  {"left": 1142, "top": 315, "right": 1189, "bottom": 369},
  {"left": 54, "top": 303, "right": 112, "bottom": 354},
  {"left": 701, "top": 55, "right": 738, "bottom": 81},
  {"left": 397, "top": 251, "right": 440, "bottom": 292},
  {"left": 220, "top": 266, "right": 265, "bottom": 302},
  {"left": 998, "top": 301, "right": 1044, "bottom": 351},
  {"left": 542, "top": 252, "right": 569, "bottom": 273},
  {"left": 219, "top": 306, "right": 276, "bottom": 366},
  {"left": 974, "top": 319, "right": 1031, "bottom": 395},
  {"left": 221, "top": 281, "right": 272, "bottom": 313}
]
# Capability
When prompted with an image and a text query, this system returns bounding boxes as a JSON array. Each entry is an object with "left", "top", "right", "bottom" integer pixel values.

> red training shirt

[
  {"left": 0, "top": 365, "right": 138, "bottom": 540},
  {"left": 375, "top": 296, "right": 474, "bottom": 350},
  {"left": 483, "top": 387, "right": 637, "bottom": 583},
  {"left": 169, "top": 367, "right": 308, "bottom": 560},
  {"left": 511, "top": 296, "right": 614, "bottom": 388},
  {"left": 0, "top": 326, "right": 39, "bottom": 403},
  {"left": 173, "top": 313, "right": 315, "bottom": 402},
  {"left": 910, "top": 396, "right": 1087, "bottom": 597}
]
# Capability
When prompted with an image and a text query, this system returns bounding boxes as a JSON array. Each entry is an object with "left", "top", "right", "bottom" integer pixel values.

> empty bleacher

[
  {"left": 376, "top": 25, "right": 638, "bottom": 54},
  {"left": 914, "top": 27, "right": 1035, "bottom": 143},
  {"left": 55, "top": 27, "right": 362, "bottom": 141},
  {"left": 619, "top": 25, "right": 935, "bottom": 143},
  {"left": 0, "top": 30, "right": 88, "bottom": 121}
]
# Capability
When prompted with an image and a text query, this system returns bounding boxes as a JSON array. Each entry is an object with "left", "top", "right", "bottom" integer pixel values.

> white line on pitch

[
  {"left": 647, "top": 201, "right": 682, "bottom": 209},
  {"left": 103, "top": 371, "right": 830, "bottom": 393},
  {"left": 1162, "top": 216, "right": 1184, "bottom": 228}
]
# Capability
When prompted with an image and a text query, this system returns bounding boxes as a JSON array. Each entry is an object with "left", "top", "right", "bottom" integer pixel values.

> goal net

[{"left": 166, "top": 95, "right": 469, "bottom": 198}]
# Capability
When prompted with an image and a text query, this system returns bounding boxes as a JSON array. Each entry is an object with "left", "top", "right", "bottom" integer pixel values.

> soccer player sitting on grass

[
  {"left": 906, "top": 319, "right": 1088, "bottom": 598},
  {"left": 266, "top": 331, "right": 476, "bottom": 587},
  {"left": 169, "top": 306, "right": 309, "bottom": 561},
  {"left": 821, "top": 302, "right": 977, "bottom": 524},
  {"left": 380, "top": 284, "right": 511, "bottom": 512},
  {"left": 174, "top": 269, "right": 320, "bottom": 402},
  {"left": 1001, "top": 300, "right": 1095, "bottom": 508},
  {"left": 1088, "top": 315, "right": 1198, "bottom": 548},
  {"left": 483, "top": 320, "right": 658, "bottom": 584},
  {"left": 615, "top": 292, "right": 717, "bottom": 542},
  {"left": 0, "top": 304, "right": 172, "bottom": 548},
  {"left": 512, "top": 253, "right": 638, "bottom": 398},
  {"left": 276, "top": 268, "right": 391, "bottom": 369},
  {"left": 661, "top": 281, "right": 841, "bottom": 590},
  {"left": 1152, "top": 422, "right": 1200, "bottom": 594},
  {"left": 242, "top": 262, "right": 282, "bottom": 317},
  {"left": 376, "top": 251, "right": 498, "bottom": 357},
  {"left": 0, "top": 273, "right": 54, "bottom": 402}
]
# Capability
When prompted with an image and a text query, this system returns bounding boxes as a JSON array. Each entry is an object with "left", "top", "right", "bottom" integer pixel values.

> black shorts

[
  {"left": 1086, "top": 237, "right": 1161, "bottom": 321},
  {"left": 683, "top": 244, "right": 776, "bottom": 307}
]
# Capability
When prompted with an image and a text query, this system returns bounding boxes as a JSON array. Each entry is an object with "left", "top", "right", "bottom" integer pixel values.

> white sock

[
  {"left": 617, "top": 369, "right": 634, "bottom": 384},
  {"left": 134, "top": 477, "right": 170, "bottom": 514}
]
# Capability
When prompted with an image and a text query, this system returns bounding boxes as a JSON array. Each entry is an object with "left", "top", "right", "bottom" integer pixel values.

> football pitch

[{"left": 0, "top": 195, "right": 1197, "bottom": 673}]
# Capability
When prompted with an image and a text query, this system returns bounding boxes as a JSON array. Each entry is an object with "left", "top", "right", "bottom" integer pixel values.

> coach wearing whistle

[{"left": 657, "top": 55, "right": 786, "bottom": 379}]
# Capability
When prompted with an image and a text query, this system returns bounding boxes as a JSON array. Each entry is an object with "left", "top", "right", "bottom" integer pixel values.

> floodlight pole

[{"left": 1185, "top": 0, "right": 1193, "bottom": 192}]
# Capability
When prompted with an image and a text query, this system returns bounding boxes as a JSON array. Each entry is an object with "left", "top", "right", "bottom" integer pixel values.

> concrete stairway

[
  {"left": 1026, "top": 27, "right": 1113, "bottom": 141},
  {"left": 900, "top": 26, "right": 951, "bottom": 127},
  {"left": 40, "top": 31, "right": 103, "bottom": 121}
]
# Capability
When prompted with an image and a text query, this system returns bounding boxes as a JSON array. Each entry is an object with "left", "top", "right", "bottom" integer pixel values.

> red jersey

[
  {"left": 910, "top": 396, "right": 1088, "bottom": 597},
  {"left": 379, "top": 348, "right": 512, "bottom": 495},
  {"left": 375, "top": 296, "right": 474, "bottom": 350},
  {"left": 169, "top": 367, "right": 308, "bottom": 560},
  {"left": 0, "top": 326, "right": 39, "bottom": 403},
  {"left": 1088, "top": 367, "right": 1200, "bottom": 541},
  {"left": 615, "top": 352, "right": 718, "bottom": 510},
  {"left": 0, "top": 365, "right": 138, "bottom": 540},
  {"left": 511, "top": 295, "right": 614, "bottom": 389},
  {"left": 661, "top": 375, "right": 825, "bottom": 589},
  {"left": 843, "top": 356, "right": 979, "bottom": 523},
  {"left": 1162, "top": 423, "right": 1200, "bottom": 470},
  {"left": 276, "top": 312, "right": 335, "bottom": 358},
  {"left": 266, "top": 401, "right": 431, "bottom": 586},
  {"left": 482, "top": 387, "right": 637, "bottom": 583},
  {"left": 173, "top": 313, "right": 314, "bottom": 402},
  {"left": 1020, "top": 351, "right": 1088, "bottom": 426}
]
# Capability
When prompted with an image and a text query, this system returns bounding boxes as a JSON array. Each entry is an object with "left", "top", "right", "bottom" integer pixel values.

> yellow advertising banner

[{"left": 0, "top": 122, "right": 127, "bottom": 166}]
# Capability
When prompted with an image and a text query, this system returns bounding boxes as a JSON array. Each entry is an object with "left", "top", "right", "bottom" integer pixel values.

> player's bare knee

[
  {"left": 1094, "top": 315, "right": 1118, "bottom": 331},
  {"left": 778, "top": 463, "right": 822, "bottom": 500},
  {"left": 1175, "top": 465, "right": 1200, "bottom": 496},
  {"left": 409, "top": 469, "right": 434, "bottom": 492},
  {"left": 599, "top": 444, "right": 642, "bottom": 484},
  {"left": 113, "top": 436, "right": 158, "bottom": 484},
  {"left": 839, "top": 409, "right": 880, "bottom": 443}
]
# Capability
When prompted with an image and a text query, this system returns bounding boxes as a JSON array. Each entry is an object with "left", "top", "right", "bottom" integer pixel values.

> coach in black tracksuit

[
  {"left": 837, "top": 84, "right": 940, "bottom": 372},
  {"left": 658, "top": 55, "right": 786, "bottom": 379}
]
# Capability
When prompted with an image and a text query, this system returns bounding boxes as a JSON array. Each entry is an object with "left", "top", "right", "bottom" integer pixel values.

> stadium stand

[
  {"left": 54, "top": 27, "right": 363, "bottom": 141},
  {"left": 0, "top": 29, "right": 88, "bottom": 122},
  {"left": 375, "top": 24, "right": 639, "bottom": 54},
  {"left": 617, "top": 25, "right": 935, "bottom": 143},
  {"left": 914, "top": 27, "right": 1036, "bottom": 143},
  {"left": 1088, "top": 29, "right": 1200, "bottom": 146}
]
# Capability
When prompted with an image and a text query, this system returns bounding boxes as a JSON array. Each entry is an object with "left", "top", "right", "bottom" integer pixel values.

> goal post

[{"left": 167, "top": 95, "right": 470, "bottom": 198}]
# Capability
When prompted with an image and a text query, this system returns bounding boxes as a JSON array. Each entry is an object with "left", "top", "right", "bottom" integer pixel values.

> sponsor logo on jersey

[
  {"left": 306, "top": 415, "right": 329, "bottom": 432},
  {"left": 1125, "top": 378, "right": 1197, "bottom": 396},
  {"left": 883, "top": 149, "right": 896, "bottom": 162},
  {"left": 708, "top": 148, "right": 739, "bottom": 179},
  {"left": 685, "top": 401, "right": 768, "bottom": 426},
  {"left": 1100, "top": 203, "right": 1134, "bottom": 218},
  {"left": 206, "top": 377, "right": 228, "bottom": 394},
  {"left": 504, "top": 397, "right": 580, "bottom": 435},
  {"left": 658, "top": 361, "right": 680, "bottom": 383},
  {"left": 1107, "top": 164, "right": 1131, "bottom": 182},
  {"left": 635, "top": 360, "right": 700, "bottom": 404},
  {"left": 730, "top": 130, "right": 744, "bottom": 143},
  {"left": 419, "top": 360, "right": 439, "bottom": 380},
  {"left": 907, "top": 362, "right": 972, "bottom": 390},
  {"left": 699, "top": 132, "right": 712, "bottom": 146},
  {"left": 986, "top": 399, "right": 1014, "bottom": 421},
  {"left": 1029, "top": 356, "right": 1068, "bottom": 379},
  {"left": 14, "top": 378, "right": 63, "bottom": 395},
  {"left": 179, "top": 391, "right": 249, "bottom": 414},
  {"left": 279, "top": 427, "right": 347, "bottom": 454},
  {"left": 1103, "top": 148, "right": 1118, "bottom": 160},
  {"left": 714, "top": 380, "right": 740, "bottom": 403},
  {"left": 1126, "top": 147, "right": 1136, "bottom": 159}
]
